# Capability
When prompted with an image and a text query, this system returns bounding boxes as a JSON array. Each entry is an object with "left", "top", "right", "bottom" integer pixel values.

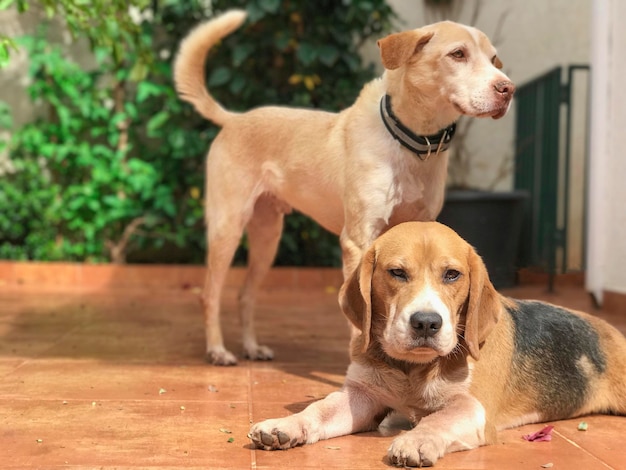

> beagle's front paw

[
  {"left": 388, "top": 430, "right": 446, "bottom": 467},
  {"left": 248, "top": 418, "right": 307, "bottom": 450}
]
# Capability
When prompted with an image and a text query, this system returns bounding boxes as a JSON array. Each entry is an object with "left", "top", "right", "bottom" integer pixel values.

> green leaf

[
  {"left": 137, "top": 81, "right": 163, "bottom": 102},
  {"left": 0, "top": 101, "right": 13, "bottom": 128},
  {"left": 0, "top": 0, "right": 16, "bottom": 10},
  {"left": 246, "top": 4, "right": 265, "bottom": 23},
  {"left": 318, "top": 45, "right": 340, "bottom": 67},
  {"left": 147, "top": 111, "right": 169, "bottom": 136},
  {"left": 232, "top": 43, "right": 254, "bottom": 67},
  {"left": 297, "top": 42, "right": 317, "bottom": 66},
  {"left": 229, "top": 75, "right": 246, "bottom": 95},
  {"left": 208, "top": 66, "right": 231, "bottom": 87},
  {"left": 0, "top": 37, "right": 17, "bottom": 68},
  {"left": 129, "top": 61, "right": 149, "bottom": 82},
  {"left": 258, "top": 0, "right": 280, "bottom": 14}
]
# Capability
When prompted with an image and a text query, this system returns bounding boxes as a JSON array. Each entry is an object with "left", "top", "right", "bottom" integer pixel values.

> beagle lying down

[{"left": 249, "top": 221, "right": 626, "bottom": 467}]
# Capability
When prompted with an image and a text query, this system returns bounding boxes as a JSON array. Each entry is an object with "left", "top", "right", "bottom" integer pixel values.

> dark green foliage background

[{"left": 0, "top": 0, "right": 395, "bottom": 266}]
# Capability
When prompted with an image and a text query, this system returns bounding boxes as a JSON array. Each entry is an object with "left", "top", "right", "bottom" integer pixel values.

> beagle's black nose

[{"left": 410, "top": 311, "right": 443, "bottom": 338}]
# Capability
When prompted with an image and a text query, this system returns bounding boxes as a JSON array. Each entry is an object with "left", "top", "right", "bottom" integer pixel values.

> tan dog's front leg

[
  {"left": 339, "top": 230, "right": 363, "bottom": 281},
  {"left": 340, "top": 218, "right": 385, "bottom": 280},
  {"left": 388, "top": 395, "right": 487, "bottom": 467},
  {"left": 249, "top": 385, "right": 386, "bottom": 450}
]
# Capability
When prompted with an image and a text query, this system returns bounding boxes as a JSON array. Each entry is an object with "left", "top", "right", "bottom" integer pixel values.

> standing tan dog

[
  {"left": 249, "top": 222, "right": 626, "bottom": 467},
  {"left": 174, "top": 10, "right": 515, "bottom": 365}
]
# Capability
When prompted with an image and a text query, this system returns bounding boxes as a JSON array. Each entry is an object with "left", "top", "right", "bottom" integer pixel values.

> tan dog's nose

[
  {"left": 495, "top": 80, "right": 515, "bottom": 97},
  {"left": 410, "top": 311, "right": 443, "bottom": 339}
]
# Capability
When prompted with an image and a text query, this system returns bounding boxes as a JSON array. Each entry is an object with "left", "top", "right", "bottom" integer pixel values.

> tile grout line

[
  {"left": 247, "top": 363, "right": 257, "bottom": 470},
  {"left": 553, "top": 430, "right": 616, "bottom": 470}
]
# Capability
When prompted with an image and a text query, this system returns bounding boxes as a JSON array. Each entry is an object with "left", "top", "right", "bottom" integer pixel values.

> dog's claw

[
  {"left": 206, "top": 349, "right": 238, "bottom": 366},
  {"left": 391, "top": 454, "right": 428, "bottom": 468},
  {"left": 243, "top": 345, "right": 274, "bottom": 361}
]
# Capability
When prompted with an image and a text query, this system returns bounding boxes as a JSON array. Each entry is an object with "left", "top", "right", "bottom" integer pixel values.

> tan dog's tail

[{"left": 174, "top": 10, "right": 246, "bottom": 126}]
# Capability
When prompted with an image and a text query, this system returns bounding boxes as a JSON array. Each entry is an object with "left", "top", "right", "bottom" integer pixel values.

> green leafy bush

[{"left": 0, "top": 0, "right": 395, "bottom": 265}]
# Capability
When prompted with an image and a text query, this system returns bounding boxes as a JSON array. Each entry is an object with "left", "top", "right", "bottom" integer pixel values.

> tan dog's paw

[
  {"left": 206, "top": 347, "right": 238, "bottom": 366},
  {"left": 388, "top": 430, "right": 446, "bottom": 467},
  {"left": 248, "top": 419, "right": 305, "bottom": 450},
  {"left": 243, "top": 344, "right": 274, "bottom": 361}
]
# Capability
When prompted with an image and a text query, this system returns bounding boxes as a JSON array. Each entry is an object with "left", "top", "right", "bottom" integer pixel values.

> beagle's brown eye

[
  {"left": 389, "top": 268, "right": 408, "bottom": 281},
  {"left": 450, "top": 49, "right": 465, "bottom": 60},
  {"left": 443, "top": 269, "right": 461, "bottom": 283}
]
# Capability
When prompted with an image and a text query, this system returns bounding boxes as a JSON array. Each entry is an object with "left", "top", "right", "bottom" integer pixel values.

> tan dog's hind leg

[
  {"left": 388, "top": 394, "right": 486, "bottom": 467},
  {"left": 202, "top": 145, "right": 258, "bottom": 365},
  {"left": 249, "top": 384, "right": 386, "bottom": 450},
  {"left": 239, "top": 195, "right": 286, "bottom": 361}
]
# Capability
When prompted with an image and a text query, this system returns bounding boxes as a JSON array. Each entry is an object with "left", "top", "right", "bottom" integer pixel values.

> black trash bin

[{"left": 437, "top": 189, "right": 529, "bottom": 289}]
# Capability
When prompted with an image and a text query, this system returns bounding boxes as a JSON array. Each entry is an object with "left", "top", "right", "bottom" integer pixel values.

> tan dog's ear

[
  {"left": 493, "top": 56, "right": 503, "bottom": 69},
  {"left": 377, "top": 30, "right": 434, "bottom": 70},
  {"left": 464, "top": 247, "right": 501, "bottom": 360},
  {"left": 339, "top": 246, "right": 376, "bottom": 353}
]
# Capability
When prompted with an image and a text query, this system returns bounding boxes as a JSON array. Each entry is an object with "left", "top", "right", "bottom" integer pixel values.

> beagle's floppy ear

[
  {"left": 463, "top": 246, "right": 502, "bottom": 360},
  {"left": 339, "top": 246, "right": 376, "bottom": 353},
  {"left": 377, "top": 29, "right": 434, "bottom": 70}
]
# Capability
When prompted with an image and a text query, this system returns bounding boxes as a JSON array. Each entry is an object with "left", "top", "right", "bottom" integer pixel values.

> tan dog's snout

[{"left": 409, "top": 311, "right": 443, "bottom": 339}]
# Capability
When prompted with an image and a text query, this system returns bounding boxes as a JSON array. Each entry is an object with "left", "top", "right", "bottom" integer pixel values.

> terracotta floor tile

[
  {"left": 552, "top": 415, "right": 626, "bottom": 469},
  {"left": 437, "top": 423, "right": 614, "bottom": 470},
  {"left": 0, "top": 360, "right": 250, "bottom": 403},
  {"left": 0, "top": 398, "right": 253, "bottom": 468}
]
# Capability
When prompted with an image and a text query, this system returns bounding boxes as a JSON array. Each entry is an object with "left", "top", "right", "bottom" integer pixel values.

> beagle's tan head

[{"left": 339, "top": 221, "right": 501, "bottom": 362}]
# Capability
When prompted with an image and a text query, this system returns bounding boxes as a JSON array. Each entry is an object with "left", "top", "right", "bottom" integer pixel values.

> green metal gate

[{"left": 514, "top": 65, "right": 590, "bottom": 289}]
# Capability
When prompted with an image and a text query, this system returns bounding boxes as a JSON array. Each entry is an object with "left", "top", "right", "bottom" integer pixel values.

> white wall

[{"left": 587, "top": 0, "right": 626, "bottom": 301}]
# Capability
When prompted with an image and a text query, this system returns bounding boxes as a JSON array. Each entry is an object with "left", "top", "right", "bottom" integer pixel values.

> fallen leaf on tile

[
  {"left": 159, "top": 388, "right": 167, "bottom": 395},
  {"left": 208, "top": 384, "right": 219, "bottom": 393},
  {"left": 219, "top": 428, "right": 232, "bottom": 434},
  {"left": 180, "top": 405, "right": 186, "bottom": 411},
  {"left": 541, "top": 463, "right": 553, "bottom": 468},
  {"left": 227, "top": 437, "right": 235, "bottom": 443},
  {"left": 325, "top": 446, "right": 341, "bottom": 450},
  {"left": 578, "top": 421, "right": 588, "bottom": 431},
  {"left": 522, "top": 425, "right": 554, "bottom": 442},
  {"left": 36, "top": 439, "right": 43, "bottom": 444}
]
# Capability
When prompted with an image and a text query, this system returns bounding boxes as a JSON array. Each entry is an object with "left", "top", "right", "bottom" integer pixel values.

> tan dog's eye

[
  {"left": 443, "top": 269, "right": 461, "bottom": 283},
  {"left": 389, "top": 268, "right": 408, "bottom": 282},
  {"left": 449, "top": 49, "right": 465, "bottom": 60}
]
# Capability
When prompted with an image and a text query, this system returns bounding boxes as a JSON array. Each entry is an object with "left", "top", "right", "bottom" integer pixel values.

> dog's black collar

[{"left": 380, "top": 94, "right": 456, "bottom": 161}]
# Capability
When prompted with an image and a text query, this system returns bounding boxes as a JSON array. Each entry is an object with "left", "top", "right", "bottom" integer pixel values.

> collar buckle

[{"left": 380, "top": 94, "right": 456, "bottom": 160}]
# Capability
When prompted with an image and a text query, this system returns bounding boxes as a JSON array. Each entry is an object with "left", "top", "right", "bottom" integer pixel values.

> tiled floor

[{"left": 1, "top": 267, "right": 626, "bottom": 469}]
